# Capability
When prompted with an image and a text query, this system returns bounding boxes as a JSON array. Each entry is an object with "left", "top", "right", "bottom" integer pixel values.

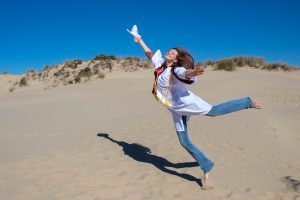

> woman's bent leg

[
  {"left": 176, "top": 116, "right": 214, "bottom": 174},
  {"left": 206, "top": 97, "right": 253, "bottom": 117}
]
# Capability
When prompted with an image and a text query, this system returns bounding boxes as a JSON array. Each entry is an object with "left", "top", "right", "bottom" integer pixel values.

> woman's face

[{"left": 165, "top": 49, "right": 178, "bottom": 62}]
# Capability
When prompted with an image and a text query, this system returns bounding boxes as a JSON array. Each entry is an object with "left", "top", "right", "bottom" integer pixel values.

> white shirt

[{"left": 150, "top": 50, "right": 212, "bottom": 132}]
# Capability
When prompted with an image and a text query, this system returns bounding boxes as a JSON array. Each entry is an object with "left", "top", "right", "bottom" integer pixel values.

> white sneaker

[{"left": 126, "top": 25, "right": 141, "bottom": 39}]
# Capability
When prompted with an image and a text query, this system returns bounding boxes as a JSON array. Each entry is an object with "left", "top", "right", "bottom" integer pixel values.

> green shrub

[
  {"left": 244, "top": 57, "right": 264, "bottom": 68},
  {"left": 205, "top": 60, "right": 216, "bottom": 66},
  {"left": 262, "top": 63, "right": 292, "bottom": 72},
  {"left": 64, "top": 71, "right": 70, "bottom": 78},
  {"left": 9, "top": 86, "right": 15, "bottom": 92},
  {"left": 19, "top": 77, "right": 28, "bottom": 87},
  {"left": 92, "top": 54, "right": 116, "bottom": 61},
  {"left": 253, "top": 58, "right": 265, "bottom": 67},
  {"left": 43, "top": 65, "right": 50, "bottom": 71},
  {"left": 195, "top": 62, "right": 206, "bottom": 68},
  {"left": 91, "top": 60, "right": 113, "bottom": 72},
  {"left": 229, "top": 57, "right": 265, "bottom": 68},
  {"left": 78, "top": 67, "right": 93, "bottom": 78},
  {"left": 198, "top": 57, "right": 296, "bottom": 72},
  {"left": 136, "top": 61, "right": 151, "bottom": 69},
  {"left": 54, "top": 69, "right": 66, "bottom": 77},
  {"left": 215, "top": 59, "right": 236, "bottom": 71},
  {"left": 124, "top": 57, "right": 140, "bottom": 62},
  {"left": 64, "top": 60, "right": 82, "bottom": 69},
  {"left": 232, "top": 57, "right": 244, "bottom": 67},
  {"left": 74, "top": 75, "right": 81, "bottom": 83},
  {"left": 27, "top": 68, "right": 36, "bottom": 73}
]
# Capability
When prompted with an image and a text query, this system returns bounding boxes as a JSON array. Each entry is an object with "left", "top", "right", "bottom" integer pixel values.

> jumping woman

[{"left": 127, "top": 25, "right": 262, "bottom": 190}]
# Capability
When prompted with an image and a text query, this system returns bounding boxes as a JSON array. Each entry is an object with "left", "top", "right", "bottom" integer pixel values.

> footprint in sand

[
  {"left": 138, "top": 173, "right": 148, "bottom": 180},
  {"left": 173, "top": 193, "right": 182, "bottom": 198},
  {"left": 226, "top": 191, "right": 234, "bottom": 198},
  {"left": 118, "top": 171, "right": 127, "bottom": 177}
]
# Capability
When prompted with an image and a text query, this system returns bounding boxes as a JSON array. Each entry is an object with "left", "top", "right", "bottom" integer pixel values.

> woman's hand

[
  {"left": 185, "top": 67, "right": 205, "bottom": 79},
  {"left": 192, "top": 67, "right": 205, "bottom": 76},
  {"left": 126, "top": 25, "right": 141, "bottom": 39},
  {"left": 134, "top": 37, "right": 141, "bottom": 43},
  {"left": 126, "top": 25, "right": 151, "bottom": 53}
]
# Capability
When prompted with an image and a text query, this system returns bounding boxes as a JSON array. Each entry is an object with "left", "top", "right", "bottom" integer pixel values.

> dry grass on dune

[{"left": 1, "top": 55, "right": 299, "bottom": 93}]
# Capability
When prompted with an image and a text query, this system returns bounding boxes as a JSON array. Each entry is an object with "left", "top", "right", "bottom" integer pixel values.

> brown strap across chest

[
  {"left": 145, "top": 51, "right": 194, "bottom": 96},
  {"left": 171, "top": 67, "right": 194, "bottom": 84}
]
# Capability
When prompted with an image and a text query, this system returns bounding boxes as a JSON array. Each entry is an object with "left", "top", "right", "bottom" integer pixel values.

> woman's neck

[{"left": 166, "top": 61, "right": 174, "bottom": 67}]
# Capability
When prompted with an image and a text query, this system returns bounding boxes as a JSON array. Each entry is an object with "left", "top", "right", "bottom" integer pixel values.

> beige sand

[{"left": 0, "top": 67, "right": 299, "bottom": 200}]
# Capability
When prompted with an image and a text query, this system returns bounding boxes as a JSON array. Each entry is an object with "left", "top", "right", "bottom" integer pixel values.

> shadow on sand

[
  {"left": 281, "top": 176, "right": 300, "bottom": 192},
  {"left": 97, "top": 133, "right": 202, "bottom": 186}
]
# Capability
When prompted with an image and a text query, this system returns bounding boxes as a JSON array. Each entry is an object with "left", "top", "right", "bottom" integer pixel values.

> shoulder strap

[
  {"left": 154, "top": 62, "right": 167, "bottom": 77},
  {"left": 171, "top": 66, "right": 194, "bottom": 84}
]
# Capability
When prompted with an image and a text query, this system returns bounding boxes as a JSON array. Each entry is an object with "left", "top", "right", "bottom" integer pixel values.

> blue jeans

[
  {"left": 206, "top": 97, "right": 253, "bottom": 117},
  {"left": 176, "top": 97, "right": 253, "bottom": 174}
]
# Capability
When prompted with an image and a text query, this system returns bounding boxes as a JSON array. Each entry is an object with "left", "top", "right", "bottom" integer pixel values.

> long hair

[{"left": 173, "top": 47, "right": 195, "bottom": 70}]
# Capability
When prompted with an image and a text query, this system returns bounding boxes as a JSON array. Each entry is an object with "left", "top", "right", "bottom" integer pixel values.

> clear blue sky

[{"left": 1, "top": 0, "right": 299, "bottom": 74}]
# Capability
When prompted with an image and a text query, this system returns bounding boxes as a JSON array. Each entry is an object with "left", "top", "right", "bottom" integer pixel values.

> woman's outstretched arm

[
  {"left": 133, "top": 37, "right": 153, "bottom": 59},
  {"left": 185, "top": 68, "right": 205, "bottom": 79}
]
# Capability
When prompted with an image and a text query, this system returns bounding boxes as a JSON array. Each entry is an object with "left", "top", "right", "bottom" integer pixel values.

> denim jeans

[
  {"left": 176, "top": 97, "right": 253, "bottom": 174},
  {"left": 206, "top": 97, "right": 253, "bottom": 117}
]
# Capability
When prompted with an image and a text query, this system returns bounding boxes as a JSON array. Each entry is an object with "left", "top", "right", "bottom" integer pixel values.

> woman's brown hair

[{"left": 173, "top": 47, "right": 195, "bottom": 70}]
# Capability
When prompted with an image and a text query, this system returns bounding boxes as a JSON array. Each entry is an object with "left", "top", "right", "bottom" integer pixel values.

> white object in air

[{"left": 126, "top": 25, "right": 141, "bottom": 39}]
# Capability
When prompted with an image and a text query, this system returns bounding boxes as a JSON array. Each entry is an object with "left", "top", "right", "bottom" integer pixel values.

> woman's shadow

[{"left": 97, "top": 133, "right": 203, "bottom": 186}]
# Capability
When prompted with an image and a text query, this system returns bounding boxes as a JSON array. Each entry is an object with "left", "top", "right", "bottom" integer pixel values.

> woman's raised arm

[
  {"left": 134, "top": 38, "right": 151, "bottom": 52},
  {"left": 134, "top": 37, "right": 153, "bottom": 59}
]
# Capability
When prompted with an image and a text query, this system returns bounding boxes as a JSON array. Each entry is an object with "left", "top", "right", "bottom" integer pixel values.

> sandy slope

[{"left": 0, "top": 67, "right": 299, "bottom": 200}]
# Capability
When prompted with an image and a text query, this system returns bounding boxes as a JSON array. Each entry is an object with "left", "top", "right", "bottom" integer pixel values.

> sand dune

[{"left": 0, "top": 67, "right": 299, "bottom": 199}]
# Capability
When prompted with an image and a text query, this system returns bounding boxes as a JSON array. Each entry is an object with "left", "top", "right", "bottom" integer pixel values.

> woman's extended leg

[
  {"left": 176, "top": 115, "right": 214, "bottom": 189},
  {"left": 206, "top": 97, "right": 261, "bottom": 117}
]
